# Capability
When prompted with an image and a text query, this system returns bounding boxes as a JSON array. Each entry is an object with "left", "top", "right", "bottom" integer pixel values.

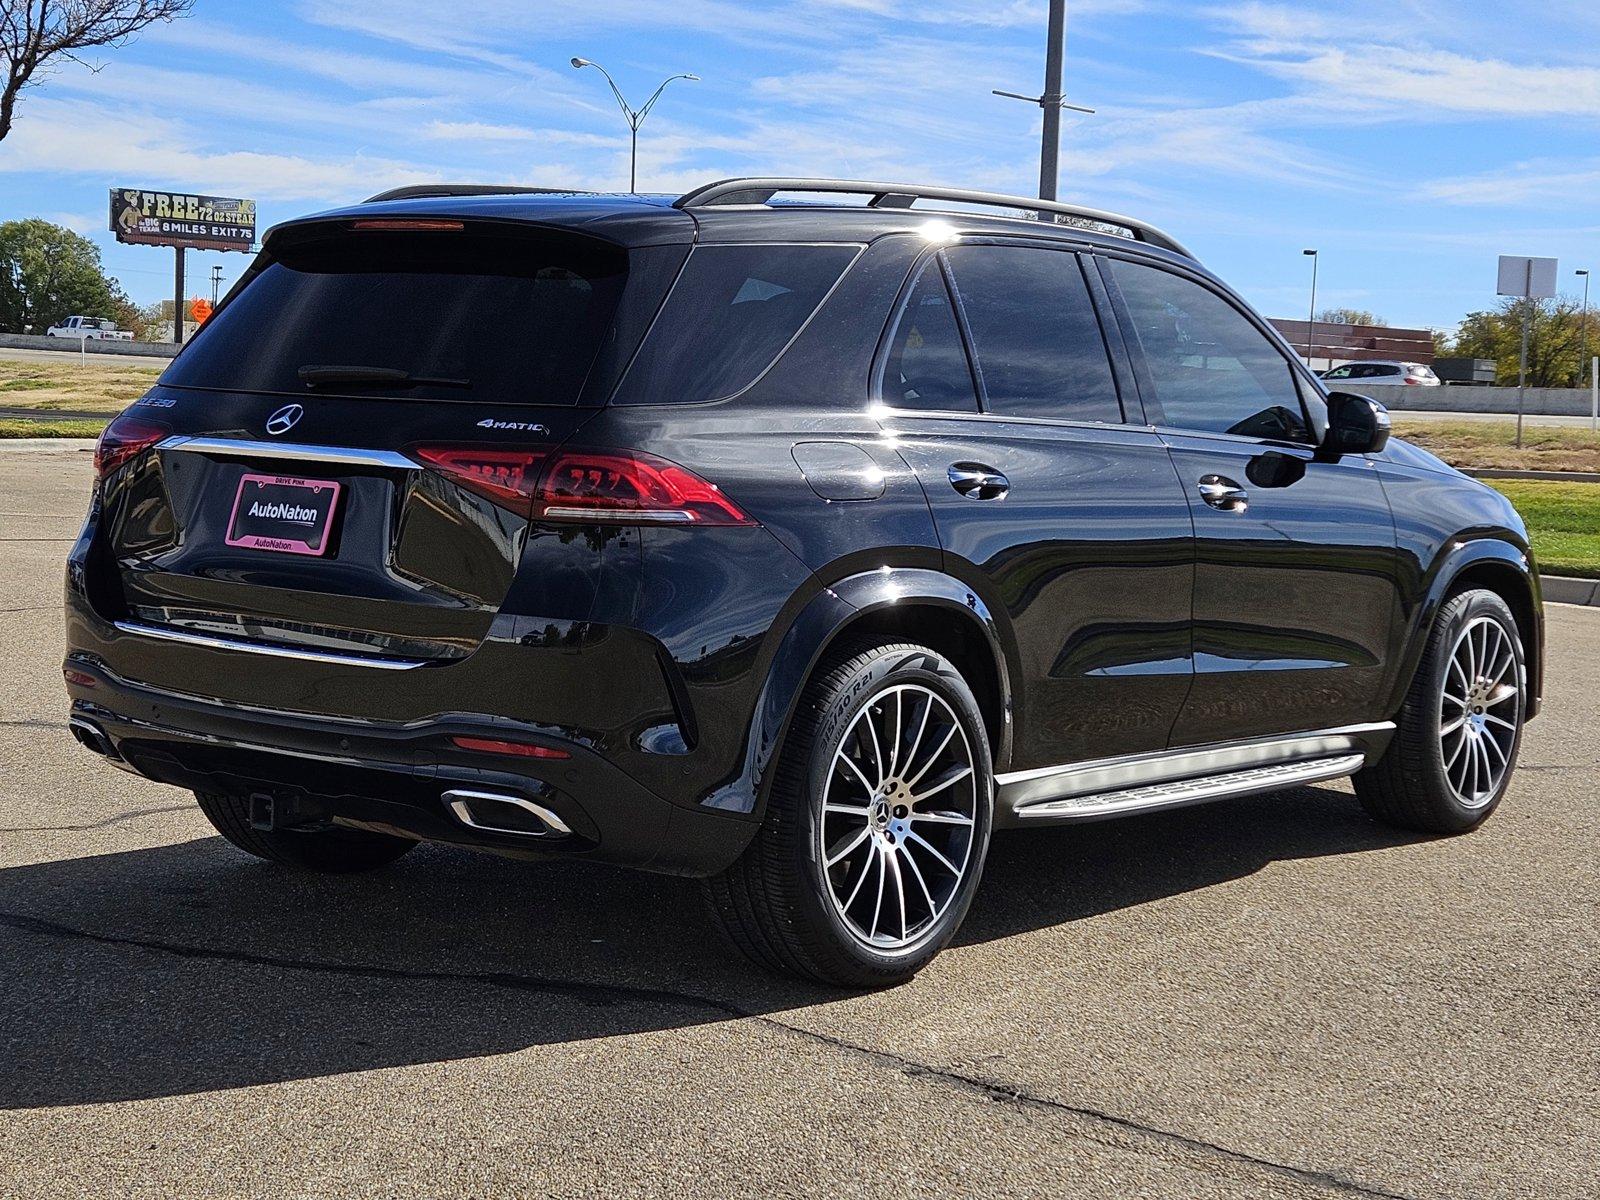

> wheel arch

[
  {"left": 1390, "top": 537, "right": 1544, "bottom": 721},
  {"left": 695, "top": 568, "right": 1014, "bottom": 820}
]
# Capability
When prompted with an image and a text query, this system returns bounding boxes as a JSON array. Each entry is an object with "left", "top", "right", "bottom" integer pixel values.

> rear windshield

[
  {"left": 163, "top": 225, "right": 627, "bottom": 404},
  {"left": 612, "top": 243, "right": 860, "bottom": 405}
]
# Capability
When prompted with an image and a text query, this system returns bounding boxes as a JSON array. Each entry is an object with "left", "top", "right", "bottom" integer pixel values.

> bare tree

[{"left": 0, "top": 0, "right": 194, "bottom": 143}]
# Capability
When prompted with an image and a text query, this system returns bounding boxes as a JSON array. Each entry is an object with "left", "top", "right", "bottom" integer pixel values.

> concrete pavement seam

[
  {"left": 0, "top": 910, "right": 1416, "bottom": 1200},
  {"left": 0, "top": 803, "right": 195, "bottom": 834}
]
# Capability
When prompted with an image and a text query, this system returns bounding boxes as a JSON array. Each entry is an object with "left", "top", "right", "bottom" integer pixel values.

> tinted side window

[
  {"left": 613, "top": 243, "right": 859, "bottom": 405},
  {"left": 881, "top": 261, "right": 978, "bottom": 412},
  {"left": 1110, "top": 259, "right": 1310, "bottom": 442},
  {"left": 943, "top": 246, "right": 1121, "bottom": 423}
]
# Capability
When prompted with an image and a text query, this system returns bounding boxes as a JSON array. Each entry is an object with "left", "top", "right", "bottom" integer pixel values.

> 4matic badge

[{"left": 476, "top": 417, "right": 550, "bottom": 435}]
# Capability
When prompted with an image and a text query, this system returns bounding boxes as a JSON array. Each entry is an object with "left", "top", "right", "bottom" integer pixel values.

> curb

[
  {"left": 1543, "top": 576, "right": 1600, "bottom": 607},
  {"left": 1467, "top": 468, "right": 1600, "bottom": 484},
  {"left": 0, "top": 407, "right": 111, "bottom": 423}
]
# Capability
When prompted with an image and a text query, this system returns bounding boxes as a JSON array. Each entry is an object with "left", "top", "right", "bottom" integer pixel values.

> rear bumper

[{"left": 62, "top": 650, "right": 755, "bottom": 877}]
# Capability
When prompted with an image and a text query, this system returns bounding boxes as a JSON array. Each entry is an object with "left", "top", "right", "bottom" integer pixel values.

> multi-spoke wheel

[
  {"left": 1356, "top": 588, "right": 1526, "bottom": 834},
  {"left": 703, "top": 641, "right": 993, "bottom": 987},
  {"left": 1438, "top": 615, "right": 1522, "bottom": 808},
  {"left": 820, "top": 683, "right": 978, "bottom": 951}
]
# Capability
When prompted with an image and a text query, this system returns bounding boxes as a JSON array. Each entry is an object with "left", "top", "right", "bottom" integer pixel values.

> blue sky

[{"left": 1, "top": 0, "right": 1596, "bottom": 330}]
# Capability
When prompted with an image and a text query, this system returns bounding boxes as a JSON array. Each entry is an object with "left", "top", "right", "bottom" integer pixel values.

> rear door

[
  {"left": 100, "top": 218, "right": 657, "bottom": 664},
  {"left": 877, "top": 241, "right": 1195, "bottom": 769},
  {"left": 1098, "top": 252, "right": 1400, "bottom": 745}
]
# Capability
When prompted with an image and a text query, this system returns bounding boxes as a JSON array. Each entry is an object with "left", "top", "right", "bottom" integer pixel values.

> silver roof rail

[
  {"left": 674, "top": 177, "right": 1194, "bottom": 259},
  {"left": 363, "top": 184, "right": 585, "bottom": 203}
]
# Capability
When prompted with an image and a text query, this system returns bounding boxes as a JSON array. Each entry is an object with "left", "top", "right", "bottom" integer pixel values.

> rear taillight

[
  {"left": 1403, "top": 377, "right": 1421, "bottom": 385},
  {"left": 410, "top": 446, "right": 547, "bottom": 512},
  {"left": 95, "top": 413, "right": 169, "bottom": 479},
  {"left": 537, "top": 449, "right": 754, "bottom": 526},
  {"left": 408, "top": 445, "right": 755, "bottom": 526}
]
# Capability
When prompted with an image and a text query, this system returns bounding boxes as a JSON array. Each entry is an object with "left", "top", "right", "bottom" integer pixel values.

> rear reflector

[
  {"left": 450, "top": 735, "right": 570, "bottom": 760},
  {"left": 351, "top": 219, "right": 465, "bottom": 232},
  {"left": 62, "top": 667, "right": 96, "bottom": 688},
  {"left": 407, "top": 445, "right": 755, "bottom": 526},
  {"left": 95, "top": 412, "right": 169, "bottom": 479}
]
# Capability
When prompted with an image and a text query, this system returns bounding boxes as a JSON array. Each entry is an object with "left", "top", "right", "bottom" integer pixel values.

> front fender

[
  {"left": 696, "top": 568, "right": 1009, "bottom": 818},
  {"left": 1385, "top": 534, "right": 1542, "bottom": 719}
]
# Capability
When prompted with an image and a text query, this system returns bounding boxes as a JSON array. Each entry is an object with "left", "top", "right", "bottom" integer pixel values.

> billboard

[{"left": 110, "top": 188, "right": 256, "bottom": 252}]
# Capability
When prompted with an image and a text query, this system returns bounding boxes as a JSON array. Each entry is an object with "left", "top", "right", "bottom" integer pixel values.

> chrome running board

[
  {"left": 1012, "top": 753, "right": 1365, "bottom": 824},
  {"left": 996, "top": 721, "right": 1393, "bottom": 827}
]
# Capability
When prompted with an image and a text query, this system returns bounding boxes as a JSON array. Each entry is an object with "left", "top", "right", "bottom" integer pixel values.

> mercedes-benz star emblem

[{"left": 265, "top": 404, "right": 304, "bottom": 436}]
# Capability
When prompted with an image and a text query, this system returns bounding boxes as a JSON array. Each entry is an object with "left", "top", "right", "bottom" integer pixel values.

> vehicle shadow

[{"left": 0, "top": 783, "right": 1424, "bottom": 1109}]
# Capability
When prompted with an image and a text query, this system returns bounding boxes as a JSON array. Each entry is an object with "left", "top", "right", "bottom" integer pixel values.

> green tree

[
  {"left": 1453, "top": 296, "right": 1599, "bottom": 388},
  {"left": 1316, "top": 307, "right": 1386, "bottom": 327},
  {"left": 0, "top": 218, "right": 122, "bottom": 333}
]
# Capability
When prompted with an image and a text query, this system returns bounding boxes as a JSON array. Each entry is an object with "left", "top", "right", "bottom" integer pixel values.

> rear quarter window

[{"left": 612, "top": 243, "right": 860, "bottom": 405}]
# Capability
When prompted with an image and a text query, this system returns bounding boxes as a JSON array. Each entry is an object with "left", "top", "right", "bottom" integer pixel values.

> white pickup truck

[{"left": 45, "top": 315, "right": 134, "bottom": 341}]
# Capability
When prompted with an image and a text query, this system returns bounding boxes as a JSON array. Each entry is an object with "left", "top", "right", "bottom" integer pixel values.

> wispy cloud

[
  {"left": 1419, "top": 158, "right": 1600, "bottom": 206},
  {"left": 1205, "top": 3, "right": 1600, "bottom": 120},
  {"left": 0, "top": 98, "right": 442, "bottom": 203}
]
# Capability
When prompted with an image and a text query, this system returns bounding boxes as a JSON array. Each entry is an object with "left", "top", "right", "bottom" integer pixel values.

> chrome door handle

[
  {"left": 948, "top": 463, "right": 1010, "bottom": 500},
  {"left": 1197, "top": 474, "right": 1248, "bottom": 512}
]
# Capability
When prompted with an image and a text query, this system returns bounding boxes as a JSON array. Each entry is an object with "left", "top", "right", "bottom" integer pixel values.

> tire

[
  {"left": 1354, "top": 588, "right": 1526, "bottom": 834},
  {"left": 194, "top": 791, "right": 417, "bottom": 872},
  {"left": 703, "top": 641, "right": 994, "bottom": 988}
]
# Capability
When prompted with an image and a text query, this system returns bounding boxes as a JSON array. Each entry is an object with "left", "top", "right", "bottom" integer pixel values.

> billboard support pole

[{"left": 174, "top": 247, "right": 185, "bottom": 345}]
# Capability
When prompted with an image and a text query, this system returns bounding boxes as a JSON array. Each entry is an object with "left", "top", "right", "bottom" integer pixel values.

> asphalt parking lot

[{"left": 1, "top": 441, "right": 1596, "bottom": 1199}]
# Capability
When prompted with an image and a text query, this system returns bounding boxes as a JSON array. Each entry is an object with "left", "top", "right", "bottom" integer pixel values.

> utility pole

[
  {"left": 1038, "top": 0, "right": 1066, "bottom": 201},
  {"left": 210, "top": 265, "right": 224, "bottom": 307},
  {"left": 993, "top": 0, "right": 1094, "bottom": 202}
]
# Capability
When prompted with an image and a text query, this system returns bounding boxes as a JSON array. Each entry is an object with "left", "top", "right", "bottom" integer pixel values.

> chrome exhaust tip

[
  {"left": 443, "top": 789, "right": 572, "bottom": 839},
  {"left": 68, "top": 716, "right": 120, "bottom": 760}
]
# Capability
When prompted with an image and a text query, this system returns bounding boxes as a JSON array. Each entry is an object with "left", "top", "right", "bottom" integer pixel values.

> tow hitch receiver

[{"left": 249, "top": 792, "right": 330, "bottom": 832}]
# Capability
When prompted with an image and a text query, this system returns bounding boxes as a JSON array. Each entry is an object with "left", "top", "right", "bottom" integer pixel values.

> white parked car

[
  {"left": 45, "top": 315, "right": 134, "bottom": 341},
  {"left": 1321, "top": 360, "right": 1440, "bottom": 387}
]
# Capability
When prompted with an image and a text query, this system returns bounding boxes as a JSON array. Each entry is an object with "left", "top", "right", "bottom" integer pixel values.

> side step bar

[{"left": 1013, "top": 753, "right": 1366, "bottom": 824}]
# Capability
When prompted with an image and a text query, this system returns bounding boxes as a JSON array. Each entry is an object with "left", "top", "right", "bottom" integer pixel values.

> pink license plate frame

[{"left": 224, "top": 473, "right": 342, "bottom": 557}]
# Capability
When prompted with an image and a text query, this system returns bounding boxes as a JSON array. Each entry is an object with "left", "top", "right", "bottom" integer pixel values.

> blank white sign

[{"left": 1498, "top": 255, "right": 1559, "bottom": 299}]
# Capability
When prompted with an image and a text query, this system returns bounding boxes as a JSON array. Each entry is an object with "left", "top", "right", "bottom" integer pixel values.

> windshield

[{"left": 162, "top": 225, "right": 627, "bottom": 404}]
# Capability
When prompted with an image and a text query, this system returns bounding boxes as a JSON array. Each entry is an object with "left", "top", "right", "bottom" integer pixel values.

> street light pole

[
  {"left": 1578, "top": 268, "right": 1591, "bottom": 387},
  {"left": 571, "top": 58, "right": 699, "bottom": 193},
  {"left": 992, "top": 0, "right": 1095, "bottom": 202},
  {"left": 1303, "top": 249, "right": 1319, "bottom": 370}
]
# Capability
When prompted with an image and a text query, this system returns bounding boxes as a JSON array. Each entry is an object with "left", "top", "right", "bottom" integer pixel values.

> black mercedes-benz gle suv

[{"left": 63, "top": 178, "right": 1543, "bottom": 986}]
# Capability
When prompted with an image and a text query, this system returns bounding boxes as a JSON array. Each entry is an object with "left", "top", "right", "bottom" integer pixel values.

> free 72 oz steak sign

[
  {"left": 110, "top": 188, "right": 256, "bottom": 252},
  {"left": 225, "top": 474, "right": 341, "bottom": 556}
]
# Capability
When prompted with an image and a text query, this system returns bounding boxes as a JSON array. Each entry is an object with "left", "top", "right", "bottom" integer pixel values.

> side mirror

[{"left": 1321, "top": 391, "right": 1391, "bottom": 457}]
